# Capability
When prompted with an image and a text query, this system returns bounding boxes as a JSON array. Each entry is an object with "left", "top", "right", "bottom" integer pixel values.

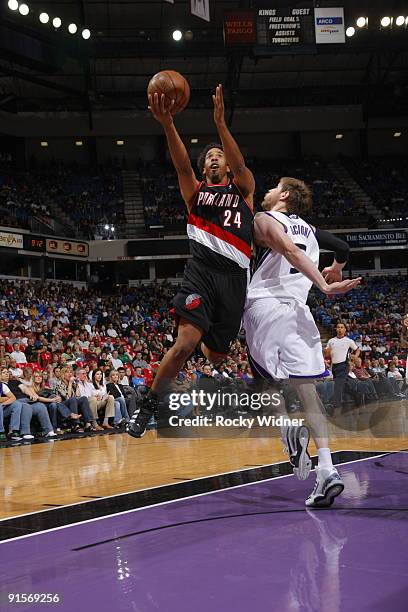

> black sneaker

[
  {"left": 126, "top": 395, "right": 158, "bottom": 438},
  {"left": 284, "top": 425, "right": 312, "bottom": 481},
  {"left": 8, "top": 431, "right": 23, "bottom": 441}
]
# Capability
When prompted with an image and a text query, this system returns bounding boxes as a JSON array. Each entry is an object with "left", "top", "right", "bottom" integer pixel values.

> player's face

[
  {"left": 262, "top": 183, "right": 284, "bottom": 209},
  {"left": 204, "top": 148, "right": 228, "bottom": 183}
]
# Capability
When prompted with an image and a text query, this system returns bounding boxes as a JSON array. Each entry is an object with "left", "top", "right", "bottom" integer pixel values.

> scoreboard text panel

[{"left": 256, "top": 3, "right": 315, "bottom": 53}]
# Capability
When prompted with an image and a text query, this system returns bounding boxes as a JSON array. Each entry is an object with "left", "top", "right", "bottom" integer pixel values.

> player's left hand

[
  {"left": 321, "top": 277, "right": 362, "bottom": 295},
  {"left": 322, "top": 264, "right": 343, "bottom": 283},
  {"left": 213, "top": 84, "right": 225, "bottom": 125}
]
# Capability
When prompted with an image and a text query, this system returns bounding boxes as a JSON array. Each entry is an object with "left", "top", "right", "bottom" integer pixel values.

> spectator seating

[
  {"left": 344, "top": 157, "right": 408, "bottom": 223},
  {"left": 0, "top": 162, "right": 125, "bottom": 238},
  {"left": 139, "top": 157, "right": 373, "bottom": 231}
]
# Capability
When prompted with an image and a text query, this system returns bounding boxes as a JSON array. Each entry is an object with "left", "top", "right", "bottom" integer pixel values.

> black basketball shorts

[{"left": 172, "top": 258, "right": 248, "bottom": 354}]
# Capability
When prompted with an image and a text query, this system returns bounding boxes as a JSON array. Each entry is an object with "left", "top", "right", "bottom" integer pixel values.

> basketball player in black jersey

[{"left": 127, "top": 85, "right": 255, "bottom": 438}]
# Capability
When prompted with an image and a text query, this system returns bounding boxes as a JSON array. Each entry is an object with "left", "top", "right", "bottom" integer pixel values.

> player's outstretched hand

[
  {"left": 322, "top": 264, "right": 343, "bottom": 283},
  {"left": 148, "top": 93, "right": 174, "bottom": 127},
  {"left": 213, "top": 84, "right": 226, "bottom": 126},
  {"left": 321, "top": 277, "right": 362, "bottom": 295}
]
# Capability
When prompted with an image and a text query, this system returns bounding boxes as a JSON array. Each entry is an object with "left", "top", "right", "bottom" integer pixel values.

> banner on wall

[
  {"left": 46, "top": 239, "right": 89, "bottom": 257},
  {"left": 191, "top": 0, "right": 210, "bottom": 22},
  {"left": 0, "top": 231, "right": 23, "bottom": 249},
  {"left": 314, "top": 7, "right": 345, "bottom": 44},
  {"left": 342, "top": 230, "right": 407, "bottom": 248},
  {"left": 224, "top": 10, "right": 256, "bottom": 46}
]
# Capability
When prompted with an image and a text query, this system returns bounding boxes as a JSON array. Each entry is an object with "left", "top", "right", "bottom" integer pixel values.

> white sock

[
  {"left": 318, "top": 447, "right": 333, "bottom": 470},
  {"left": 103, "top": 417, "right": 109, "bottom": 425}
]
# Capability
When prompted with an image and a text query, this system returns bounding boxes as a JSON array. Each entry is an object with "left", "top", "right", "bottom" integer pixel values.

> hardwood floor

[{"left": 1, "top": 400, "right": 407, "bottom": 520}]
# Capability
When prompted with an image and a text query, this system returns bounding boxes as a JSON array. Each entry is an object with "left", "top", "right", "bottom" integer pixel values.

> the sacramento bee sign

[{"left": 342, "top": 230, "right": 407, "bottom": 248}]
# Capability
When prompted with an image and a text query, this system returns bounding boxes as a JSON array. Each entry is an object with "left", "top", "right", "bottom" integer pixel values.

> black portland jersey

[{"left": 187, "top": 179, "right": 253, "bottom": 272}]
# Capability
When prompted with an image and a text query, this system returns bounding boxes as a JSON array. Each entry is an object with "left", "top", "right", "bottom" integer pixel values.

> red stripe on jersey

[{"left": 188, "top": 212, "right": 252, "bottom": 258}]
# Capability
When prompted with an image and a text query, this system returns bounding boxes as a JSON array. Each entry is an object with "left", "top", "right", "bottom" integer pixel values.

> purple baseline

[{"left": 1, "top": 452, "right": 407, "bottom": 612}]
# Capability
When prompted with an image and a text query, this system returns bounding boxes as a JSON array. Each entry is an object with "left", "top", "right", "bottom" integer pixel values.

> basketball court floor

[{"left": 1, "top": 400, "right": 407, "bottom": 611}]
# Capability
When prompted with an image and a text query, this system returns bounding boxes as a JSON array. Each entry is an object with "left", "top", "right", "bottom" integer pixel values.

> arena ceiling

[{"left": 0, "top": 0, "right": 407, "bottom": 120}]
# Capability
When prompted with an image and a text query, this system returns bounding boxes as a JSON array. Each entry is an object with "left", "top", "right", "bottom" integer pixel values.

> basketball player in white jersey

[{"left": 244, "top": 177, "right": 361, "bottom": 507}]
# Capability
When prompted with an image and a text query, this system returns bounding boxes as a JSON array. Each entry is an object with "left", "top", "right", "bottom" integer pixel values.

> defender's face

[
  {"left": 262, "top": 183, "right": 284, "bottom": 210},
  {"left": 204, "top": 148, "right": 228, "bottom": 183}
]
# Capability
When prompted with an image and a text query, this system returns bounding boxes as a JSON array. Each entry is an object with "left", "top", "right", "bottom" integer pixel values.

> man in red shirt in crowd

[{"left": 38, "top": 344, "right": 53, "bottom": 368}]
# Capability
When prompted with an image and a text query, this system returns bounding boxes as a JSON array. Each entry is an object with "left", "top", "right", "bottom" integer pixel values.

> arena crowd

[
  {"left": 0, "top": 161, "right": 125, "bottom": 239},
  {"left": 345, "top": 156, "right": 408, "bottom": 222},
  {"left": 0, "top": 275, "right": 406, "bottom": 443}
]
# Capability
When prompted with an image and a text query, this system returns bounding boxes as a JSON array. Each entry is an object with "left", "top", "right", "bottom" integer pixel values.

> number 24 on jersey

[{"left": 223, "top": 210, "right": 242, "bottom": 228}]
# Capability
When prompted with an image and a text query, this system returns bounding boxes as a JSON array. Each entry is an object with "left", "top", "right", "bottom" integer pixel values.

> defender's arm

[
  {"left": 314, "top": 227, "right": 350, "bottom": 283},
  {"left": 253, "top": 213, "right": 361, "bottom": 295}
]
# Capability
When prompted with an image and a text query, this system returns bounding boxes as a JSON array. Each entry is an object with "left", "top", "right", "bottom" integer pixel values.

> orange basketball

[{"left": 147, "top": 70, "right": 190, "bottom": 115}]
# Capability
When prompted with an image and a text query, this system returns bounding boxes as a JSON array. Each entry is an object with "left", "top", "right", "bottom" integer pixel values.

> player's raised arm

[
  {"left": 148, "top": 93, "right": 199, "bottom": 206},
  {"left": 253, "top": 213, "right": 361, "bottom": 295},
  {"left": 314, "top": 227, "right": 350, "bottom": 283},
  {"left": 212, "top": 84, "right": 255, "bottom": 201}
]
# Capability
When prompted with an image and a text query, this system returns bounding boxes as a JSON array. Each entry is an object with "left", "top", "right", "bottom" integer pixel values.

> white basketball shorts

[{"left": 243, "top": 297, "right": 326, "bottom": 380}]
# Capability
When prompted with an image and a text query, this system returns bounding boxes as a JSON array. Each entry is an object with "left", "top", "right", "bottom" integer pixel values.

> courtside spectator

[
  {"left": 55, "top": 367, "right": 95, "bottom": 432},
  {"left": 350, "top": 357, "right": 378, "bottom": 402},
  {"left": 7, "top": 370, "right": 57, "bottom": 438},
  {"left": 0, "top": 368, "right": 24, "bottom": 441},
  {"left": 106, "top": 370, "right": 131, "bottom": 425},
  {"left": 387, "top": 363, "right": 405, "bottom": 395},
  {"left": 89, "top": 369, "right": 116, "bottom": 429},
  {"left": 30, "top": 370, "right": 82, "bottom": 433}
]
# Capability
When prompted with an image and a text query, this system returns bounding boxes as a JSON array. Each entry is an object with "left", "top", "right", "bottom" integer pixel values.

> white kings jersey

[{"left": 247, "top": 211, "right": 319, "bottom": 305}]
